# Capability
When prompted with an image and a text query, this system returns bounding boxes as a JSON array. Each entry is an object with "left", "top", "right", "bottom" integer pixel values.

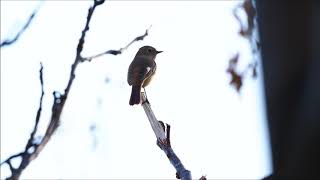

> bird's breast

[{"left": 142, "top": 70, "right": 156, "bottom": 87}]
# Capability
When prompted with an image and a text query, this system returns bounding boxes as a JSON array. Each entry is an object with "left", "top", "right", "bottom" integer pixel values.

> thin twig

[
  {"left": 81, "top": 25, "right": 151, "bottom": 62},
  {"left": 1, "top": 62, "right": 44, "bottom": 180},
  {"left": 0, "top": 3, "right": 43, "bottom": 48},
  {"left": 26, "top": 63, "right": 44, "bottom": 148}
]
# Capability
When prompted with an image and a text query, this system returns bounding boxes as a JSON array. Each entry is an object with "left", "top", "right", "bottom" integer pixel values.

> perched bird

[{"left": 127, "top": 46, "right": 163, "bottom": 105}]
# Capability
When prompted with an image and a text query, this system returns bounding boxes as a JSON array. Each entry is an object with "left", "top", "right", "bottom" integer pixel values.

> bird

[{"left": 127, "top": 46, "right": 163, "bottom": 105}]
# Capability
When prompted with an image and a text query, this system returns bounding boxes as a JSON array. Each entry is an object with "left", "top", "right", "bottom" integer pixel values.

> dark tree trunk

[{"left": 256, "top": 1, "right": 320, "bottom": 179}]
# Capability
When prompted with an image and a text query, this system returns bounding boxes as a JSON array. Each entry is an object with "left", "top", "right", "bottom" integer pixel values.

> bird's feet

[{"left": 142, "top": 98, "right": 150, "bottom": 105}]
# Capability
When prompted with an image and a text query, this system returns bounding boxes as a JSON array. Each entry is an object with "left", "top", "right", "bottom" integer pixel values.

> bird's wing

[
  {"left": 128, "top": 57, "right": 155, "bottom": 86},
  {"left": 128, "top": 64, "right": 153, "bottom": 86}
]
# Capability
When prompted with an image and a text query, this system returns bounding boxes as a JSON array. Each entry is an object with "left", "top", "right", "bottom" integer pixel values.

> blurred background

[{"left": 1, "top": 1, "right": 272, "bottom": 179}]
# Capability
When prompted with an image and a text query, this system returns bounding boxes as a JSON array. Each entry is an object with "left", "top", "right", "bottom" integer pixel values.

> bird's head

[{"left": 137, "top": 46, "right": 163, "bottom": 58}]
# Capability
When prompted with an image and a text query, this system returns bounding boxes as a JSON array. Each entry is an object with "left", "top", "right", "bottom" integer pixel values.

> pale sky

[{"left": 1, "top": 1, "right": 272, "bottom": 179}]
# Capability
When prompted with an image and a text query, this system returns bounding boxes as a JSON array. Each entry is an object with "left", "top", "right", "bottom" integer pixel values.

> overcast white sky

[{"left": 1, "top": 1, "right": 272, "bottom": 179}]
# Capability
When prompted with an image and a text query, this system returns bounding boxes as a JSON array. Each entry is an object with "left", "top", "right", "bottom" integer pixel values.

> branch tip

[
  {"left": 0, "top": 4, "right": 41, "bottom": 48},
  {"left": 81, "top": 27, "right": 150, "bottom": 61}
]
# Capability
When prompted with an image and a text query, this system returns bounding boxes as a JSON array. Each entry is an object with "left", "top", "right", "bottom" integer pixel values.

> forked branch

[
  {"left": 141, "top": 92, "right": 192, "bottom": 180},
  {"left": 1, "top": 1, "right": 105, "bottom": 179}
]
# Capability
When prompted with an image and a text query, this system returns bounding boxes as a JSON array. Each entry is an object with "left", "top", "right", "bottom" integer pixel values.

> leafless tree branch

[
  {"left": 81, "top": 25, "right": 151, "bottom": 62},
  {"left": 0, "top": 4, "right": 41, "bottom": 48},
  {"left": 1, "top": 0, "right": 152, "bottom": 178},
  {"left": 1, "top": 62, "right": 44, "bottom": 180},
  {"left": 141, "top": 93, "right": 192, "bottom": 180},
  {"left": 0, "top": 1, "right": 105, "bottom": 179}
]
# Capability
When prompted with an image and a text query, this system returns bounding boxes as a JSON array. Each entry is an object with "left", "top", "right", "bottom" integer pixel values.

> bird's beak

[{"left": 157, "top": 51, "right": 163, "bottom": 54}]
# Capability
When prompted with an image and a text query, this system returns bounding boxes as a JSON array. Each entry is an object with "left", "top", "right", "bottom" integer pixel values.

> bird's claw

[{"left": 142, "top": 98, "right": 150, "bottom": 105}]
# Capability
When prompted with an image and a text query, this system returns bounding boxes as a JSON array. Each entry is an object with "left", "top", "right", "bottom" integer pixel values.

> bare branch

[
  {"left": 141, "top": 92, "right": 192, "bottom": 180},
  {"left": 1, "top": 0, "right": 156, "bottom": 178},
  {"left": 141, "top": 92, "right": 166, "bottom": 142},
  {"left": 27, "top": 63, "right": 44, "bottom": 147},
  {"left": 1, "top": 62, "right": 44, "bottom": 180},
  {"left": 64, "top": 1, "right": 104, "bottom": 96},
  {"left": 2, "top": 0, "right": 152, "bottom": 178},
  {"left": 0, "top": 4, "right": 42, "bottom": 48},
  {"left": 1, "top": 1, "right": 105, "bottom": 179},
  {"left": 81, "top": 25, "right": 151, "bottom": 62},
  {"left": 0, "top": 153, "right": 24, "bottom": 167}
]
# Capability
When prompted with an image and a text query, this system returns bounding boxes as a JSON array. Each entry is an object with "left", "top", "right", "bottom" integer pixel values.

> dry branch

[
  {"left": 141, "top": 92, "right": 166, "bottom": 141},
  {"left": 1, "top": 0, "right": 152, "bottom": 178},
  {"left": 140, "top": 92, "right": 192, "bottom": 180},
  {"left": 81, "top": 25, "right": 151, "bottom": 62},
  {"left": 0, "top": 3, "right": 41, "bottom": 48},
  {"left": 1, "top": 63, "right": 44, "bottom": 180},
  {"left": 1, "top": 1, "right": 105, "bottom": 179}
]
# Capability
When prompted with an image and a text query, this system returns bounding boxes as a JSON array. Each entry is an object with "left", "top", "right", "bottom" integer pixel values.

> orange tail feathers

[{"left": 129, "top": 85, "right": 141, "bottom": 105}]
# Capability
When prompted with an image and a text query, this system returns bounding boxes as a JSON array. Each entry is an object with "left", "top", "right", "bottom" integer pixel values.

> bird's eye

[{"left": 148, "top": 49, "right": 152, "bottom": 53}]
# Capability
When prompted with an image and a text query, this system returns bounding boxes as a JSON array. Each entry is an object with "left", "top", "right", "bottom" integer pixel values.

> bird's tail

[{"left": 129, "top": 85, "right": 141, "bottom": 105}]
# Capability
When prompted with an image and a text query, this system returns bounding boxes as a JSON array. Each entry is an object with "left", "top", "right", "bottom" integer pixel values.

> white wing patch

[{"left": 146, "top": 67, "right": 151, "bottom": 74}]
